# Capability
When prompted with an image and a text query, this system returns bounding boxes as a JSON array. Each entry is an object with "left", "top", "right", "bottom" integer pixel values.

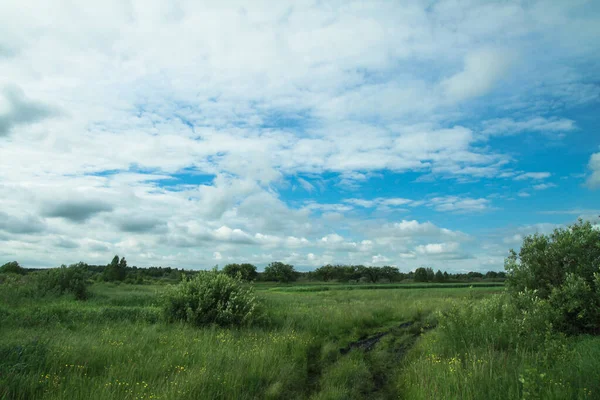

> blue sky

[{"left": 0, "top": 0, "right": 599, "bottom": 272}]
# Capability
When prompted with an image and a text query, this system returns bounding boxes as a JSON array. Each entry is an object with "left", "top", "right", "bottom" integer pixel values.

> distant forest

[{"left": 2, "top": 256, "right": 505, "bottom": 284}]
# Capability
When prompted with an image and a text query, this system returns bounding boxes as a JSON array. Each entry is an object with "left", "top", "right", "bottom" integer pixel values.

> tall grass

[
  {"left": 1, "top": 282, "right": 496, "bottom": 399},
  {"left": 399, "top": 293, "right": 600, "bottom": 399}
]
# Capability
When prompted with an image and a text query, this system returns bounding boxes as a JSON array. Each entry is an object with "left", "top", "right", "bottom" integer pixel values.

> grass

[{"left": 1, "top": 281, "right": 597, "bottom": 399}]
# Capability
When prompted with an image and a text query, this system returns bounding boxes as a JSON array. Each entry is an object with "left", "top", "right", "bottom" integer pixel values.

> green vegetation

[
  {"left": 162, "top": 269, "right": 263, "bottom": 327},
  {"left": 0, "top": 261, "right": 26, "bottom": 275},
  {"left": 1, "top": 219, "right": 598, "bottom": 399},
  {"left": 263, "top": 261, "right": 298, "bottom": 283},
  {"left": 222, "top": 263, "right": 258, "bottom": 281}
]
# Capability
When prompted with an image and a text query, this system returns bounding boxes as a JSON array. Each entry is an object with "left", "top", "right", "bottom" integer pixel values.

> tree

[
  {"left": 380, "top": 266, "right": 401, "bottom": 282},
  {"left": 426, "top": 267, "right": 435, "bottom": 282},
  {"left": 505, "top": 218, "right": 600, "bottom": 334},
  {"left": 37, "top": 262, "right": 89, "bottom": 300},
  {"left": 434, "top": 269, "right": 445, "bottom": 283},
  {"left": 104, "top": 255, "right": 127, "bottom": 281},
  {"left": 414, "top": 267, "right": 429, "bottom": 282},
  {"left": 222, "top": 263, "right": 258, "bottom": 281},
  {"left": 360, "top": 266, "right": 380, "bottom": 283},
  {"left": 313, "top": 265, "right": 336, "bottom": 281},
  {"left": 263, "top": 262, "right": 297, "bottom": 283},
  {"left": 0, "top": 261, "right": 25, "bottom": 275}
]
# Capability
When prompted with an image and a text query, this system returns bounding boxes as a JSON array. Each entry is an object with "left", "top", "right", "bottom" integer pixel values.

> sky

[{"left": 0, "top": 0, "right": 599, "bottom": 272}]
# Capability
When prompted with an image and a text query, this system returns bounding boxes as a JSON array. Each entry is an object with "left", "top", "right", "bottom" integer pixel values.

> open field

[{"left": 2, "top": 281, "right": 598, "bottom": 400}]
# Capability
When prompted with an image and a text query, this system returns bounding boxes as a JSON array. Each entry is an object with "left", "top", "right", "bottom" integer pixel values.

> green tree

[
  {"left": 434, "top": 269, "right": 445, "bottom": 282},
  {"left": 104, "top": 255, "right": 127, "bottom": 281},
  {"left": 505, "top": 218, "right": 600, "bottom": 334},
  {"left": 380, "top": 266, "right": 401, "bottom": 282},
  {"left": 0, "top": 261, "right": 25, "bottom": 275},
  {"left": 222, "top": 263, "right": 258, "bottom": 281},
  {"left": 314, "top": 265, "right": 336, "bottom": 281},
  {"left": 263, "top": 262, "right": 297, "bottom": 283},
  {"left": 360, "top": 266, "right": 380, "bottom": 283},
  {"left": 37, "top": 262, "right": 89, "bottom": 300},
  {"left": 414, "top": 267, "right": 429, "bottom": 282},
  {"left": 426, "top": 267, "right": 435, "bottom": 282}
]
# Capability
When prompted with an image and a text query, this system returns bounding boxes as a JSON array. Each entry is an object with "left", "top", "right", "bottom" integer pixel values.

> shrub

[
  {"left": 505, "top": 218, "right": 600, "bottom": 334},
  {"left": 35, "top": 263, "right": 90, "bottom": 300},
  {"left": 162, "top": 269, "right": 263, "bottom": 327}
]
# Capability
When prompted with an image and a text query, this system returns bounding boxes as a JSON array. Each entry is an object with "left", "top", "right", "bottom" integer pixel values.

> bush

[
  {"left": 505, "top": 219, "right": 600, "bottom": 334},
  {"left": 162, "top": 270, "right": 263, "bottom": 327},
  {"left": 35, "top": 263, "right": 90, "bottom": 300}
]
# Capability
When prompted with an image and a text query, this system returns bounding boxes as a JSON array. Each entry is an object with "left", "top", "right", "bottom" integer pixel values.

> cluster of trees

[
  {"left": 308, "top": 264, "right": 505, "bottom": 283},
  {"left": 309, "top": 265, "right": 400, "bottom": 283},
  {"left": 2, "top": 257, "right": 506, "bottom": 285}
]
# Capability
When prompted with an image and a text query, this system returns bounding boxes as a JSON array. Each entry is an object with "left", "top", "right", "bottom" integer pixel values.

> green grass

[{"left": 1, "top": 281, "right": 597, "bottom": 399}]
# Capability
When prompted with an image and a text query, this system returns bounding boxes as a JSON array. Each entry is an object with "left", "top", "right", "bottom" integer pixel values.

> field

[{"left": 1, "top": 282, "right": 599, "bottom": 400}]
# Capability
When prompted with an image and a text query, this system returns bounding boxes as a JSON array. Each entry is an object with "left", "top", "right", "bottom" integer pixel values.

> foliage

[
  {"left": 434, "top": 269, "right": 445, "bottom": 282},
  {"left": 222, "top": 263, "right": 257, "bottom": 281},
  {"left": 36, "top": 263, "right": 90, "bottom": 300},
  {"left": 162, "top": 269, "right": 263, "bottom": 327},
  {"left": 414, "top": 267, "right": 431, "bottom": 282},
  {"left": 0, "top": 261, "right": 26, "bottom": 275},
  {"left": 103, "top": 255, "right": 127, "bottom": 282},
  {"left": 263, "top": 262, "right": 297, "bottom": 283},
  {"left": 505, "top": 218, "right": 600, "bottom": 334}
]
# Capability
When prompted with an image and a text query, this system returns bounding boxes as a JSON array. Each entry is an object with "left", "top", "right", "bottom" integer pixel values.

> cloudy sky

[{"left": 1, "top": 0, "right": 599, "bottom": 272}]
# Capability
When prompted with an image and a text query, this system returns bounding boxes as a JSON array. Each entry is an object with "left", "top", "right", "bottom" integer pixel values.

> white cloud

[
  {"left": 441, "top": 48, "right": 515, "bottom": 102},
  {"left": 533, "top": 183, "right": 557, "bottom": 190},
  {"left": 482, "top": 116, "right": 576, "bottom": 137},
  {"left": 415, "top": 242, "right": 460, "bottom": 255},
  {"left": 0, "top": 0, "right": 597, "bottom": 270},
  {"left": 426, "top": 196, "right": 490, "bottom": 213},
  {"left": 586, "top": 152, "right": 600, "bottom": 189},
  {"left": 297, "top": 177, "right": 316, "bottom": 193},
  {"left": 514, "top": 172, "right": 551, "bottom": 180}
]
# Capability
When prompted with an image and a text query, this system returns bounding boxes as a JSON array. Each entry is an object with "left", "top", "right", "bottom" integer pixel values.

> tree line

[{"left": 2, "top": 258, "right": 505, "bottom": 285}]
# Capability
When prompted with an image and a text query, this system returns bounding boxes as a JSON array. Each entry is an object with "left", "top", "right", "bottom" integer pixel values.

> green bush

[
  {"left": 505, "top": 219, "right": 600, "bottom": 334},
  {"left": 35, "top": 263, "right": 90, "bottom": 300},
  {"left": 162, "top": 270, "right": 263, "bottom": 327}
]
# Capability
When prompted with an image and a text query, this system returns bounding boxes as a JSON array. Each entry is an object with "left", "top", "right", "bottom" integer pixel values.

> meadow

[{"left": 2, "top": 280, "right": 598, "bottom": 400}]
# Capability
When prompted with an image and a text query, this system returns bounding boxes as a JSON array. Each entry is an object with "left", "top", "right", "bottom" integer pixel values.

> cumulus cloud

[
  {"left": 441, "top": 49, "right": 515, "bottom": 102},
  {"left": 116, "top": 217, "right": 167, "bottom": 233},
  {"left": 41, "top": 200, "right": 113, "bottom": 222},
  {"left": 415, "top": 242, "right": 471, "bottom": 260},
  {"left": 586, "top": 152, "right": 600, "bottom": 189},
  {"left": 0, "top": 0, "right": 597, "bottom": 270},
  {"left": 0, "top": 85, "right": 57, "bottom": 136},
  {"left": 0, "top": 211, "right": 46, "bottom": 234}
]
